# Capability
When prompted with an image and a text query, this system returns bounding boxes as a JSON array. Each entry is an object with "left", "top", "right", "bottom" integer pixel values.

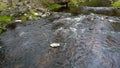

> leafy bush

[{"left": 112, "top": 2, "right": 120, "bottom": 7}]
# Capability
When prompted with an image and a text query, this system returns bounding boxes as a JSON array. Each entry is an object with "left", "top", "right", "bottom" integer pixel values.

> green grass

[
  {"left": 0, "top": 15, "right": 13, "bottom": 28},
  {"left": 0, "top": 28, "right": 3, "bottom": 34},
  {"left": 21, "top": 16, "right": 28, "bottom": 22},
  {"left": 0, "top": 15, "right": 12, "bottom": 23},
  {"left": 48, "top": 4, "right": 62, "bottom": 11},
  {"left": 112, "top": 2, "right": 120, "bottom": 7},
  {"left": 69, "top": 0, "right": 79, "bottom": 6}
]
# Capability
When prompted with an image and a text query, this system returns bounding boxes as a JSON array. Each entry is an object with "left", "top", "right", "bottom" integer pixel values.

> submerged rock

[{"left": 0, "top": 12, "right": 120, "bottom": 68}]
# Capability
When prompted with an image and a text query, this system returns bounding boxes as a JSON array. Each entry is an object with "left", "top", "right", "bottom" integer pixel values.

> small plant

[
  {"left": 31, "top": 12, "right": 39, "bottom": 20},
  {"left": 0, "top": 15, "right": 13, "bottom": 27},
  {"left": 21, "top": 16, "right": 28, "bottom": 22},
  {"left": 48, "top": 4, "right": 62, "bottom": 11},
  {"left": 0, "top": 28, "right": 3, "bottom": 34},
  {"left": 0, "top": 15, "right": 13, "bottom": 23},
  {"left": 69, "top": 0, "right": 77, "bottom": 5},
  {"left": 112, "top": 1, "right": 120, "bottom": 7}
]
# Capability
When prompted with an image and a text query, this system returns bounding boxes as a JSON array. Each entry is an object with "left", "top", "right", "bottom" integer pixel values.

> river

[{"left": 0, "top": 9, "right": 120, "bottom": 68}]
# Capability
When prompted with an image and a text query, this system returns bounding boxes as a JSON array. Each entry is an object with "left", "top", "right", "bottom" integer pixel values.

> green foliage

[
  {"left": 28, "top": 12, "right": 39, "bottom": 20},
  {"left": 48, "top": 4, "right": 62, "bottom": 11},
  {"left": 0, "top": 15, "right": 13, "bottom": 29},
  {"left": 43, "top": 0, "right": 50, "bottom": 6},
  {"left": 21, "top": 16, "right": 27, "bottom": 22},
  {"left": 69, "top": 0, "right": 86, "bottom": 7},
  {"left": 82, "top": 0, "right": 98, "bottom": 6},
  {"left": 112, "top": 2, "right": 120, "bottom": 7},
  {"left": 69, "top": 0, "right": 79, "bottom": 6},
  {"left": 42, "top": 0, "right": 54, "bottom": 7},
  {"left": 88, "top": 0, "right": 98, "bottom": 6},
  {"left": 0, "top": 2, "right": 8, "bottom": 10},
  {"left": 68, "top": 0, "right": 112, "bottom": 8},
  {"left": 0, "top": 15, "right": 13, "bottom": 23},
  {"left": 79, "top": 0, "right": 112, "bottom": 7},
  {"left": 0, "top": 29, "right": 3, "bottom": 34}
]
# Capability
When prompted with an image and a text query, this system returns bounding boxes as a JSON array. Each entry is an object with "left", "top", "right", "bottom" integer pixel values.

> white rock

[
  {"left": 41, "top": 12, "right": 51, "bottom": 18},
  {"left": 100, "top": 17, "right": 104, "bottom": 20},
  {"left": 24, "top": 13, "right": 27, "bottom": 16},
  {"left": 19, "top": 32, "right": 25, "bottom": 36},
  {"left": 50, "top": 43, "right": 60, "bottom": 47},
  {"left": 34, "top": 12, "right": 39, "bottom": 16},
  {"left": 0, "top": 46, "right": 2, "bottom": 48},
  {"left": 108, "top": 19, "right": 116, "bottom": 22},
  {"left": 74, "top": 18, "right": 81, "bottom": 21},
  {"left": 29, "top": 16, "right": 32, "bottom": 20},
  {"left": 15, "top": 20, "right": 22, "bottom": 22},
  {"left": 69, "top": 27, "right": 77, "bottom": 32}
]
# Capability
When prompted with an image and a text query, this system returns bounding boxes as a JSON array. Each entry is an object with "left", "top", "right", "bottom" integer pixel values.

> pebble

[
  {"left": 50, "top": 43, "right": 60, "bottom": 48},
  {"left": 34, "top": 12, "right": 39, "bottom": 16},
  {"left": 15, "top": 20, "right": 22, "bottom": 23},
  {"left": 0, "top": 46, "right": 2, "bottom": 48}
]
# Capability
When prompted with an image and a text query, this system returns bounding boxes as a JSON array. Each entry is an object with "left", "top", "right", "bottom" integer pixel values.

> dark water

[
  {"left": 0, "top": 12, "right": 120, "bottom": 68},
  {"left": 111, "top": 22, "right": 120, "bottom": 32}
]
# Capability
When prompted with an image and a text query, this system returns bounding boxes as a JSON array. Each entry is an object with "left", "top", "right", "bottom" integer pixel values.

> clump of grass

[
  {"left": 0, "top": 28, "right": 3, "bottom": 34},
  {"left": 28, "top": 12, "right": 39, "bottom": 20},
  {"left": 69, "top": 0, "right": 79, "bottom": 6},
  {"left": 0, "top": 15, "right": 13, "bottom": 29},
  {"left": 0, "top": 15, "right": 13, "bottom": 23},
  {"left": 21, "top": 16, "right": 28, "bottom": 22},
  {"left": 48, "top": 4, "right": 62, "bottom": 11},
  {"left": 112, "top": 1, "right": 120, "bottom": 7}
]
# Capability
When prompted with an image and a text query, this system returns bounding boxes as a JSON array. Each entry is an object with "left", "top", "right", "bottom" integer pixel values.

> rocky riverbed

[{"left": 0, "top": 12, "right": 120, "bottom": 68}]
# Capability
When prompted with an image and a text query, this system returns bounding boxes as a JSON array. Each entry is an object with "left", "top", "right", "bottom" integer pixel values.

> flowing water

[{"left": 0, "top": 12, "right": 120, "bottom": 68}]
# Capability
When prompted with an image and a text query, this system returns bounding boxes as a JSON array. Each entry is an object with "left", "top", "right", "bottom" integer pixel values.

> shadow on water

[
  {"left": 0, "top": 40, "right": 5, "bottom": 67},
  {"left": 53, "top": 6, "right": 82, "bottom": 16},
  {"left": 111, "top": 22, "right": 120, "bottom": 32}
]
